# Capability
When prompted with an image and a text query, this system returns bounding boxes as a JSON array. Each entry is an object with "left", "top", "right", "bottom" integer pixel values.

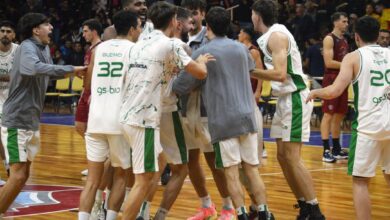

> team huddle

[{"left": 0, "top": 0, "right": 389, "bottom": 220}]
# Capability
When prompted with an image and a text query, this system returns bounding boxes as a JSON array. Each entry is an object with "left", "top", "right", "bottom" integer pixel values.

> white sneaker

[
  {"left": 81, "top": 169, "right": 88, "bottom": 176},
  {"left": 90, "top": 200, "right": 104, "bottom": 220},
  {"left": 262, "top": 149, "right": 268, "bottom": 158}
]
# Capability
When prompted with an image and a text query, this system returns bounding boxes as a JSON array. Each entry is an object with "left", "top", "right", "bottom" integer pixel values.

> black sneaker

[
  {"left": 248, "top": 206, "right": 258, "bottom": 220},
  {"left": 308, "top": 204, "right": 325, "bottom": 220},
  {"left": 135, "top": 217, "right": 144, "bottom": 220},
  {"left": 295, "top": 200, "right": 310, "bottom": 220},
  {"left": 332, "top": 148, "right": 348, "bottom": 160},
  {"left": 238, "top": 214, "right": 249, "bottom": 220},
  {"left": 160, "top": 165, "right": 171, "bottom": 186},
  {"left": 258, "top": 211, "right": 275, "bottom": 220}
]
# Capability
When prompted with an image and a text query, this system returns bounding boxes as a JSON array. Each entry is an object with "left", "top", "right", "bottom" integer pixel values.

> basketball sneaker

[
  {"left": 258, "top": 211, "right": 275, "bottom": 220},
  {"left": 322, "top": 150, "right": 336, "bottom": 163},
  {"left": 90, "top": 200, "right": 105, "bottom": 220},
  {"left": 218, "top": 208, "right": 235, "bottom": 220},
  {"left": 307, "top": 204, "right": 325, "bottom": 220},
  {"left": 262, "top": 149, "right": 268, "bottom": 158},
  {"left": 187, "top": 203, "right": 218, "bottom": 220},
  {"left": 248, "top": 206, "right": 258, "bottom": 220},
  {"left": 332, "top": 148, "right": 348, "bottom": 160},
  {"left": 295, "top": 200, "right": 310, "bottom": 220}
]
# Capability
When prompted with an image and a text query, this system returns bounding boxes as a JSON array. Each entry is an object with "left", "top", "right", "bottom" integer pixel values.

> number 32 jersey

[
  {"left": 352, "top": 45, "right": 390, "bottom": 140},
  {"left": 87, "top": 39, "right": 135, "bottom": 134}
]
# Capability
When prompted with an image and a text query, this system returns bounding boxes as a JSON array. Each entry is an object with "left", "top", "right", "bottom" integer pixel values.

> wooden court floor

[{"left": 0, "top": 124, "right": 389, "bottom": 220}]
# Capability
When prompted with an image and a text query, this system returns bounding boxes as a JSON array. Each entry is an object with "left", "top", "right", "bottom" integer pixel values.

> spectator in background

[
  {"left": 378, "top": 29, "right": 390, "bottom": 48},
  {"left": 53, "top": 49, "right": 66, "bottom": 65},
  {"left": 59, "top": 40, "right": 73, "bottom": 64},
  {"left": 288, "top": 3, "right": 316, "bottom": 52},
  {"left": 70, "top": 42, "right": 85, "bottom": 66},
  {"left": 304, "top": 33, "right": 324, "bottom": 80},
  {"left": 47, "top": 7, "right": 61, "bottom": 44},
  {"left": 365, "top": 2, "right": 380, "bottom": 22},
  {"left": 346, "top": 13, "right": 358, "bottom": 51},
  {"left": 376, "top": 1, "right": 390, "bottom": 30}
]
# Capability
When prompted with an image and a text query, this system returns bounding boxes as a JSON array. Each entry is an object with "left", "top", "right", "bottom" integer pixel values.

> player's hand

[
  {"left": 196, "top": 53, "right": 216, "bottom": 64},
  {"left": 73, "top": 66, "right": 87, "bottom": 78},
  {"left": 306, "top": 90, "right": 318, "bottom": 103}
]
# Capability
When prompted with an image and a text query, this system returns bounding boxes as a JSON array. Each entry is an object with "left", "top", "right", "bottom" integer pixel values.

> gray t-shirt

[
  {"left": 173, "top": 37, "right": 257, "bottom": 143},
  {"left": 2, "top": 38, "right": 74, "bottom": 130}
]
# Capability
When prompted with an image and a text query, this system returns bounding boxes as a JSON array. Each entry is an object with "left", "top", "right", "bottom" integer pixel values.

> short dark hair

[
  {"left": 82, "top": 19, "right": 103, "bottom": 36},
  {"left": 18, "top": 13, "right": 49, "bottom": 39},
  {"left": 113, "top": 10, "right": 139, "bottom": 36},
  {"left": 121, "top": 0, "right": 135, "bottom": 8},
  {"left": 251, "top": 0, "right": 278, "bottom": 27},
  {"left": 181, "top": 0, "right": 206, "bottom": 12},
  {"left": 206, "top": 7, "right": 230, "bottom": 37},
  {"left": 331, "top": 12, "right": 347, "bottom": 23},
  {"left": 0, "top": 20, "right": 16, "bottom": 32},
  {"left": 148, "top": 1, "right": 177, "bottom": 30},
  {"left": 379, "top": 29, "right": 390, "bottom": 34},
  {"left": 355, "top": 16, "right": 380, "bottom": 43},
  {"left": 241, "top": 25, "right": 258, "bottom": 41},
  {"left": 177, "top": 7, "right": 192, "bottom": 21}
]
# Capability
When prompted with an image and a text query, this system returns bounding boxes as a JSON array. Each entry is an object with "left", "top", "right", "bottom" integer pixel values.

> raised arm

[
  {"left": 323, "top": 35, "right": 341, "bottom": 69},
  {"left": 20, "top": 43, "right": 75, "bottom": 76},
  {"left": 307, "top": 51, "right": 359, "bottom": 102},
  {"left": 250, "top": 32, "right": 288, "bottom": 82}
]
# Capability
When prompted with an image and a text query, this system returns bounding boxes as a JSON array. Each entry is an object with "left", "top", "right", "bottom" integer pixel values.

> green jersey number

[
  {"left": 370, "top": 69, "right": 390, "bottom": 86},
  {"left": 97, "top": 62, "right": 123, "bottom": 77}
]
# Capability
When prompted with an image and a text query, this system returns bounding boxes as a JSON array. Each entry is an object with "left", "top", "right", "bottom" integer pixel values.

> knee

[
  {"left": 10, "top": 170, "right": 29, "bottom": 186},
  {"left": 172, "top": 165, "right": 188, "bottom": 178}
]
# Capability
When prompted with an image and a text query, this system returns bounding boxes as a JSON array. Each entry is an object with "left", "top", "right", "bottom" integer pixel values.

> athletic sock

[
  {"left": 78, "top": 211, "right": 90, "bottom": 220},
  {"left": 222, "top": 197, "right": 233, "bottom": 210},
  {"left": 106, "top": 210, "right": 118, "bottom": 220},
  {"left": 258, "top": 204, "right": 269, "bottom": 212},
  {"left": 154, "top": 207, "right": 169, "bottom": 220},
  {"left": 236, "top": 206, "right": 248, "bottom": 220},
  {"left": 306, "top": 198, "right": 319, "bottom": 205},
  {"left": 332, "top": 138, "right": 341, "bottom": 152},
  {"left": 200, "top": 195, "right": 212, "bottom": 208},
  {"left": 322, "top": 139, "right": 330, "bottom": 152}
]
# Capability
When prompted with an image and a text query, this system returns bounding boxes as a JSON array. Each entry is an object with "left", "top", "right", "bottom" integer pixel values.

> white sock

[
  {"left": 200, "top": 195, "right": 212, "bottom": 208},
  {"left": 236, "top": 206, "right": 247, "bottom": 215},
  {"left": 78, "top": 211, "right": 90, "bottom": 220},
  {"left": 106, "top": 210, "right": 118, "bottom": 220},
  {"left": 222, "top": 197, "right": 233, "bottom": 210},
  {"left": 154, "top": 207, "right": 169, "bottom": 220},
  {"left": 306, "top": 198, "right": 319, "bottom": 205},
  {"left": 96, "top": 189, "right": 103, "bottom": 202},
  {"left": 298, "top": 197, "right": 305, "bottom": 202},
  {"left": 138, "top": 201, "right": 151, "bottom": 219},
  {"left": 104, "top": 189, "right": 111, "bottom": 210},
  {"left": 258, "top": 204, "right": 269, "bottom": 212}
]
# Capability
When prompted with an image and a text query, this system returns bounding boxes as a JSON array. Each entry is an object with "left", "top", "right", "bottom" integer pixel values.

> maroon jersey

[
  {"left": 84, "top": 41, "right": 102, "bottom": 66},
  {"left": 324, "top": 33, "right": 349, "bottom": 75}
]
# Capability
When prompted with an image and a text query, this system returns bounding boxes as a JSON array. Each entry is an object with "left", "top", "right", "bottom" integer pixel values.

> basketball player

[
  {"left": 307, "top": 16, "right": 390, "bottom": 220},
  {"left": 174, "top": 7, "right": 274, "bottom": 220},
  {"left": 321, "top": 12, "right": 349, "bottom": 163},
  {"left": 0, "top": 21, "right": 17, "bottom": 186},
  {"left": 180, "top": 0, "right": 234, "bottom": 218},
  {"left": 251, "top": 0, "right": 325, "bottom": 219},
  {"left": 119, "top": 2, "right": 213, "bottom": 219},
  {"left": 75, "top": 19, "right": 102, "bottom": 138},
  {"left": 0, "top": 13, "right": 86, "bottom": 218},
  {"left": 78, "top": 10, "right": 142, "bottom": 220}
]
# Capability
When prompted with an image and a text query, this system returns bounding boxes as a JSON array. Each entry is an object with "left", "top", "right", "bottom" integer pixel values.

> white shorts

[
  {"left": 181, "top": 117, "right": 213, "bottom": 153},
  {"left": 271, "top": 89, "right": 313, "bottom": 142},
  {"left": 122, "top": 125, "right": 162, "bottom": 174},
  {"left": 348, "top": 133, "right": 390, "bottom": 177},
  {"left": 160, "top": 111, "right": 188, "bottom": 165},
  {"left": 1, "top": 127, "right": 40, "bottom": 163},
  {"left": 213, "top": 133, "right": 259, "bottom": 169},
  {"left": 85, "top": 133, "right": 131, "bottom": 169}
]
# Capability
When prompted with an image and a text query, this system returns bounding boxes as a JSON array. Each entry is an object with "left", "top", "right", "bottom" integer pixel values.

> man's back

[
  {"left": 193, "top": 37, "right": 257, "bottom": 142},
  {"left": 353, "top": 45, "right": 390, "bottom": 140}
]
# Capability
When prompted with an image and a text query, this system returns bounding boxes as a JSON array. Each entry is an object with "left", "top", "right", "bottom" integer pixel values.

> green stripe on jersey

[
  {"left": 172, "top": 111, "right": 188, "bottom": 163},
  {"left": 213, "top": 142, "right": 224, "bottom": 169},
  {"left": 290, "top": 91, "right": 303, "bottom": 142},
  {"left": 7, "top": 128, "right": 20, "bottom": 163},
  {"left": 144, "top": 128, "right": 156, "bottom": 172},
  {"left": 348, "top": 83, "right": 360, "bottom": 175},
  {"left": 287, "top": 55, "right": 306, "bottom": 91}
]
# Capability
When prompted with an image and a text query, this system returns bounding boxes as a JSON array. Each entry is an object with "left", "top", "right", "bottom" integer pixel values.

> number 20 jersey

[
  {"left": 352, "top": 45, "right": 390, "bottom": 140},
  {"left": 87, "top": 39, "right": 135, "bottom": 134}
]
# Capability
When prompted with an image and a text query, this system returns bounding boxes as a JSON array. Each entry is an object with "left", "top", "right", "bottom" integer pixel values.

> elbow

[
  {"left": 194, "top": 70, "right": 207, "bottom": 80},
  {"left": 277, "top": 74, "right": 287, "bottom": 82}
]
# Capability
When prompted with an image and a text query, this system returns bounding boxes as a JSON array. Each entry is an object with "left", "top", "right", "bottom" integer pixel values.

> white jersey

[
  {"left": 162, "top": 38, "right": 187, "bottom": 113},
  {"left": 257, "top": 24, "right": 307, "bottom": 96},
  {"left": 0, "top": 43, "right": 18, "bottom": 111},
  {"left": 120, "top": 30, "right": 192, "bottom": 128},
  {"left": 87, "top": 39, "right": 135, "bottom": 134},
  {"left": 139, "top": 21, "right": 154, "bottom": 41},
  {"left": 352, "top": 45, "right": 390, "bottom": 140}
]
